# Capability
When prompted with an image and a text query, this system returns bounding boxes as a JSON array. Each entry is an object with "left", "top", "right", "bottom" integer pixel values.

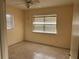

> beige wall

[
  {"left": 6, "top": 6, "right": 24, "bottom": 46},
  {"left": 24, "top": 5, "right": 73, "bottom": 49}
]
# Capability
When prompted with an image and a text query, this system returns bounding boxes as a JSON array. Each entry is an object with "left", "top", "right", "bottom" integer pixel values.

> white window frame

[
  {"left": 32, "top": 14, "right": 57, "bottom": 34},
  {"left": 6, "top": 14, "right": 15, "bottom": 30}
]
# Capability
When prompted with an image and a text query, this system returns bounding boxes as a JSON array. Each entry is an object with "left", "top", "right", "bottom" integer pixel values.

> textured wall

[
  {"left": 6, "top": 6, "right": 24, "bottom": 46},
  {"left": 24, "top": 5, "right": 73, "bottom": 49}
]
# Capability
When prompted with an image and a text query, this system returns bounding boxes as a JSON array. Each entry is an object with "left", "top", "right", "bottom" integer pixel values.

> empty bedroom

[{"left": 5, "top": 0, "right": 76, "bottom": 59}]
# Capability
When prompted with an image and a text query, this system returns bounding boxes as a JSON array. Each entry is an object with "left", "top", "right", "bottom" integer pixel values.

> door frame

[
  {"left": 70, "top": 1, "right": 79, "bottom": 59},
  {"left": 0, "top": 0, "right": 8, "bottom": 59}
]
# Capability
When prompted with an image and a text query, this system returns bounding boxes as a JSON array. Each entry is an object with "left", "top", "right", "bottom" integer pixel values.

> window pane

[
  {"left": 34, "top": 18, "right": 44, "bottom": 22},
  {"left": 32, "top": 14, "right": 57, "bottom": 34},
  {"left": 45, "top": 24, "right": 57, "bottom": 33},
  {"left": 33, "top": 24, "right": 44, "bottom": 32},
  {"left": 45, "top": 17, "right": 56, "bottom": 24},
  {"left": 6, "top": 14, "right": 14, "bottom": 30}
]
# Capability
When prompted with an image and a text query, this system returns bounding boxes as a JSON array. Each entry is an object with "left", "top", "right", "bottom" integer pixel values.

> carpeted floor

[{"left": 8, "top": 41, "right": 70, "bottom": 59}]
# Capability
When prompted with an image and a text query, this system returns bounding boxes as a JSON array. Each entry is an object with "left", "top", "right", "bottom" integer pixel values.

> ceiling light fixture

[
  {"left": 25, "top": 0, "right": 40, "bottom": 8},
  {"left": 25, "top": 0, "right": 32, "bottom": 8}
]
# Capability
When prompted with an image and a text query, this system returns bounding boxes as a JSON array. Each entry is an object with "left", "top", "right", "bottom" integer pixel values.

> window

[
  {"left": 6, "top": 14, "right": 14, "bottom": 30},
  {"left": 32, "top": 14, "right": 57, "bottom": 34}
]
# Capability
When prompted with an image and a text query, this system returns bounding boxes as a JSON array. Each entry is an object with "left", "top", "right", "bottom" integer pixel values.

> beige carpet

[{"left": 9, "top": 41, "right": 70, "bottom": 59}]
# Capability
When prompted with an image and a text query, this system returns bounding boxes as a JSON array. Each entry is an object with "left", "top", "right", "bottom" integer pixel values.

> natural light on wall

[{"left": 32, "top": 14, "right": 57, "bottom": 34}]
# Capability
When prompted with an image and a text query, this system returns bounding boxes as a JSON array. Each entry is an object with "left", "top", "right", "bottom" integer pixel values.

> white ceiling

[{"left": 6, "top": 0, "right": 73, "bottom": 9}]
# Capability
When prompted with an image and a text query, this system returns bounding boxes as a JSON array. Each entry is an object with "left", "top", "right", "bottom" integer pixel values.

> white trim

[
  {"left": 33, "top": 30, "right": 57, "bottom": 34},
  {"left": 33, "top": 22, "right": 56, "bottom": 24},
  {"left": 33, "top": 14, "right": 57, "bottom": 17}
]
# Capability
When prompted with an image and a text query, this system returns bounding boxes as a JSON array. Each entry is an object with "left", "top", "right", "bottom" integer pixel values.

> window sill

[{"left": 32, "top": 30, "right": 57, "bottom": 34}]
